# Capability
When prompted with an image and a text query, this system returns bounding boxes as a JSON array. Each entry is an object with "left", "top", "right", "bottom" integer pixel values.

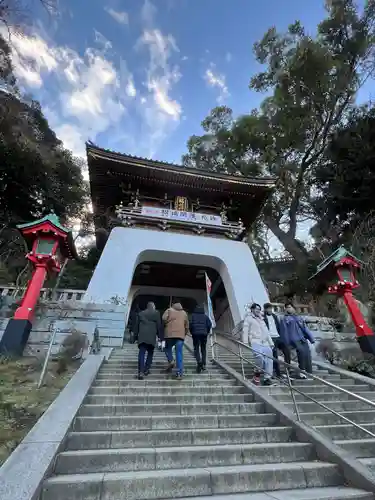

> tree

[
  {"left": 183, "top": 0, "right": 375, "bottom": 264},
  {"left": 312, "top": 105, "right": 375, "bottom": 246},
  {"left": 0, "top": 0, "right": 58, "bottom": 32}
]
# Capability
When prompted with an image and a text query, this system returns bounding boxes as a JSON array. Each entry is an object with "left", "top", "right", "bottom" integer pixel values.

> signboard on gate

[{"left": 141, "top": 207, "right": 222, "bottom": 226}]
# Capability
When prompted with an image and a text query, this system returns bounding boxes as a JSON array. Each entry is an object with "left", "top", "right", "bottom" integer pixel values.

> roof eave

[{"left": 86, "top": 143, "right": 277, "bottom": 190}]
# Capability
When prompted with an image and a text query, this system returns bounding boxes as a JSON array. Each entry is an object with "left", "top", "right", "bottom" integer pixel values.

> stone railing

[
  {"left": 0, "top": 286, "right": 86, "bottom": 302},
  {"left": 271, "top": 302, "right": 312, "bottom": 315},
  {"left": 115, "top": 205, "right": 246, "bottom": 240}
]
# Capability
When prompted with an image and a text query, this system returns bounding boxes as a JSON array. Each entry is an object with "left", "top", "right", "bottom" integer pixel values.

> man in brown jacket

[{"left": 162, "top": 302, "right": 189, "bottom": 379}]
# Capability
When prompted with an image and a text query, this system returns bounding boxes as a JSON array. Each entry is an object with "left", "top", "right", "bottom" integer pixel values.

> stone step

[
  {"left": 301, "top": 410, "right": 375, "bottom": 425},
  {"left": 78, "top": 402, "right": 265, "bottom": 417},
  {"left": 270, "top": 391, "right": 375, "bottom": 403},
  {"left": 175, "top": 487, "right": 374, "bottom": 500},
  {"left": 65, "top": 425, "right": 293, "bottom": 450},
  {"left": 96, "top": 372, "right": 232, "bottom": 380},
  {"left": 93, "top": 378, "right": 234, "bottom": 387},
  {"left": 54, "top": 442, "right": 315, "bottom": 474},
  {"left": 359, "top": 457, "right": 375, "bottom": 473},
  {"left": 291, "top": 377, "right": 362, "bottom": 386},
  {"left": 284, "top": 400, "right": 373, "bottom": 413},
  {"left": 336, "top": 438, "right": 375, "bottom": 458},
  {"left": 42, "top": 461, "right": 342, "bottom": 500},
  {"left": 89, "top": 384, "right": 245, "bottom": 395},
  {"left": 73, "top": 412, "right": 278, "bottom": 432},
  {"left": 84, "top": 393, "right": 251, "bottom": 405},
  {"left": 103, "top": 364, "right": 202, "bottom": 370},
  {"left": 317, "top": 424, "right": 375, "bottom": 441},
  {"left": 267, "top": 384, "right": 372, "bottom": 395}
]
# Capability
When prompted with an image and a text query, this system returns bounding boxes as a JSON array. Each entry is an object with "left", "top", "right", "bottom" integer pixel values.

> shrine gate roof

[{"left": 87, "top": 142, "right": 275, "bottom": 193}]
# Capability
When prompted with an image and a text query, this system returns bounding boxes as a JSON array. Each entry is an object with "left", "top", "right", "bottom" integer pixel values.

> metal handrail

[{"left": 211, "top": 331, "right": 375, "bottom": 439}]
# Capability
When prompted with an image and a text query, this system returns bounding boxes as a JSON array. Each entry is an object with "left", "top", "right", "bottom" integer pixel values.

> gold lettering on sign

[{"left": 174, "top": 196, "right": 188, "bottom": 211}]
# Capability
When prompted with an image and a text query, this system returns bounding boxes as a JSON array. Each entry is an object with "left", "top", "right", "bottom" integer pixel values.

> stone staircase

[
  {"left": 216, "top": 351, "right": 375, "bottom": 481},
  {"left": 40, "top": 346, "right": 373, "bottom": 499}
]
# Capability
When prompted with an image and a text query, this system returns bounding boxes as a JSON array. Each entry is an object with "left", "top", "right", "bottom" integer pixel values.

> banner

[
  {"left": 141, "top": 206, "right": 222, "bottom": 226},
  {"left": 205, "top": 272, "right": 216, "bottom": 329}
]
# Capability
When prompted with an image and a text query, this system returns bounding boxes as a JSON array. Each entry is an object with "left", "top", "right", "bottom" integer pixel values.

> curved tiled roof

[{"left": 86, "top": 142, "right": 276, "bottom": 190}]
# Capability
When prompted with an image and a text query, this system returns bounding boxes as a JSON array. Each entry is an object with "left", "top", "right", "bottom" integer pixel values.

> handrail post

[
  {"left": 285, "top": 366, "right": 300, "bottom": 421},
  {"left": 38, "top": 321, "right": 59, "bottom": 388},
  {"left": 239, "top": 345, "right": 245, "bottom": 379}
]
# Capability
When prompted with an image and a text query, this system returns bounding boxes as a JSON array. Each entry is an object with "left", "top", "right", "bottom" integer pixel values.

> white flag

[{"left": 205, "top": 272, "right": 216, "bottom": 328}]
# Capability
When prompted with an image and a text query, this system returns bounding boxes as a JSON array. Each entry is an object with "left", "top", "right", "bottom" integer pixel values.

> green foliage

[
  {"left": 313, "top": 106, "right": 375, "bottom": 244},
  {"left": 58, "top": 247, "right": 101, "bottom": 290},
  {"left": 183, "top": 0, "right": 375, "bottom": 263},
  {"left": 56, "top": 330, "right": 87, "bottom": 374},
  {"left": 340, "top": 352, "right": 375, "bottom": 378}
]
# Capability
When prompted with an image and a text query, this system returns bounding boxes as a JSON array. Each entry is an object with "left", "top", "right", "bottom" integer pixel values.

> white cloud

[
  {"left": 126, "top": 78, "right": 137, "bottom": 98},
  {"left": 54, "top": 123, "right": 86, "bottom": 158},
  {"left": 94, "top": 30, "right": 112, "bottom": 51},
  {"left": 4, "top": 30, "right": 133, "bottom": 158},
  {"left": 2, "top": 0, "right": 181, "bottom": 162},
  {"left": 139, "top": 29, "right": 181, "bottom": 120},
  {"left": 141, "top": 0, "right": 157, "bottom": 26},
  {"left": 105, "top": 7, "right": 129, "bottom": 25},
  {"left": 7, "top": 33, "right": 58, "bottom": 87},
  {"left": 135, "top": 9, "right": 182, "bottom": 155},
  {"left": 204, "top": 63, "right": 230, "bottom": 103}
]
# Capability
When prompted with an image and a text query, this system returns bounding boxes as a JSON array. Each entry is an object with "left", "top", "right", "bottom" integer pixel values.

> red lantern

[
  {"left": 310, "top": 246, "right": 374, "bottom": 354},
  {"left": 0, "top": 212, "right": 77, "bottom": 356}
]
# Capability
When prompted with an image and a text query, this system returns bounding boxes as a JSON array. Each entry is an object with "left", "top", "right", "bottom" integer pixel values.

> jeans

[
  {"left": 293, "top": 340, "right": 312, "bottom": 374},
  {"left": 272, "top": 337, "right": 291, "bottom": 377},
  {"left": 192, "top": 335, "right": 207, "bottom": 367},
  {"left": 166, "top": 339, "right": 184, "bottom": 375},
  {"left": 252, "top": 343, "right": 273, "bottom": 380},
  {"left": 138, "top": 343, "right": 154, "bottom": 374}
]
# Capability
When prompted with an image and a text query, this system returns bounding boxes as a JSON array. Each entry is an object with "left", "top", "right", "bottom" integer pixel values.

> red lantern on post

[
  {"left": 310, "top": 246, "right": 375, "bottom": 354},
  {"left": 0, "top": 212, "right": 77, "bottom": 356}
]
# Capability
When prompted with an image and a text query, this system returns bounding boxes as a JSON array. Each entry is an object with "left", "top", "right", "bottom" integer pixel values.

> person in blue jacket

[
  {"left": 279, "top": 302, "right": 315, "bottom": 379},
  {"left": 189, "top": 304, "right": 212, "bottom": 373}
]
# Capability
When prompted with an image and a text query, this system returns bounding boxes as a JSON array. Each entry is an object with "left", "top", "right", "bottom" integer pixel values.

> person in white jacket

[{"left": 242, "top": 303, "right": 275, "bottom": 386}]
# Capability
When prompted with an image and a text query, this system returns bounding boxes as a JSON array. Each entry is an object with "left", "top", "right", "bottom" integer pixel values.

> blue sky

[{"left": 6, "top": 0, "right": 371, "bottom": 166}]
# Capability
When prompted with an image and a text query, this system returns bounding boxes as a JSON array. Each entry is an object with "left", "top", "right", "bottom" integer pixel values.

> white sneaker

[{"left": 298, "top": 373, "right": 307, "bottom": 379}]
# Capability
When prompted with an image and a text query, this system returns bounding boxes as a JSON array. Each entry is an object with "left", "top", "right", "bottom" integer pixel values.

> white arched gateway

[
  {"left": 85, "top": 226, "right": 270, "bottom": 327},
  {"left": 84, "top": 143, "right": 276, "bottom": 344}
]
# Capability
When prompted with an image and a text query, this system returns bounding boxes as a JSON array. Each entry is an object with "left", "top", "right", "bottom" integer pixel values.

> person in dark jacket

[
  {"left": 279, "top": 302, "right": 315, "bottom": 379},
  {"left": 134, "top": 302, "right": 163, "bottom": 380},
  {"left": 263, "top": 303, "right": 291, "bottom": 379},
  {"left": 189, "top": 304, "right": 212, "bottom": 373}
]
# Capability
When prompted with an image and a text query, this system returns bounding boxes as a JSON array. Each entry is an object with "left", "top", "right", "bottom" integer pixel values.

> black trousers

[
  {"left": 272, "top": 338, "right": 291, "bottom": 377},
  {"left": 138, "top": 343, "right": 154, "bottom": 374},
  {"left": 293, "top": 340, "right": 312, "bottom": 374},
  {"left": 192, "top": 335, "right": 208, "bottom": 367}
]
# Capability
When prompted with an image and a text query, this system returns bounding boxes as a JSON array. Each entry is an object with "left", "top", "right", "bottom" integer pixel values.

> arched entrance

[{"left": 85, "top": 226, "right": 270, "bottom": 330}]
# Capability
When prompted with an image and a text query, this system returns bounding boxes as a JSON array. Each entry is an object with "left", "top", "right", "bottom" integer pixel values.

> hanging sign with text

[{"left": 141, "top": 207, "right": 222, "bottom": 226}]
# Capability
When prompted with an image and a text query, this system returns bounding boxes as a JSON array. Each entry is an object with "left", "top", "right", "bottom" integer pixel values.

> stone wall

[{"left": 0, "top": 300, "right": 127, "bottom": 356}]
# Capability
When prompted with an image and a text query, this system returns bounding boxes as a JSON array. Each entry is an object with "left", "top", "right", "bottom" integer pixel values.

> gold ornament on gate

[{"left": 175, "top": 196, "right": 188, "bottom": 211}]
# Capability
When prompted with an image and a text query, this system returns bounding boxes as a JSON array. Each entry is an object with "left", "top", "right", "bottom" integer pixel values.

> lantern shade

[
  {"left": 338, "top": 268, "right": 354, "bottom": 284},
  {"left": 16, "top": 212, "right": 77, "bottom": 260},
  {"left": 35, "top": 238, "right": 56, "bottom": 255}
]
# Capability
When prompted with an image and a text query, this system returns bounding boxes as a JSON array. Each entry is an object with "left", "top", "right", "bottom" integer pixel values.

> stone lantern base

[{"left": 0, "top": 318, "right": 32, "bottom": 356}]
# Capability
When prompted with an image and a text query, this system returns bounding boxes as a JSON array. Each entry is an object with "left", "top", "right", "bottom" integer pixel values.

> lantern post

[
  {"left": 0, "top": 212, "right": 77, "bottom": 356},
  {"left": 310, "top": 246, "right": 375, "bottom": 355}
]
